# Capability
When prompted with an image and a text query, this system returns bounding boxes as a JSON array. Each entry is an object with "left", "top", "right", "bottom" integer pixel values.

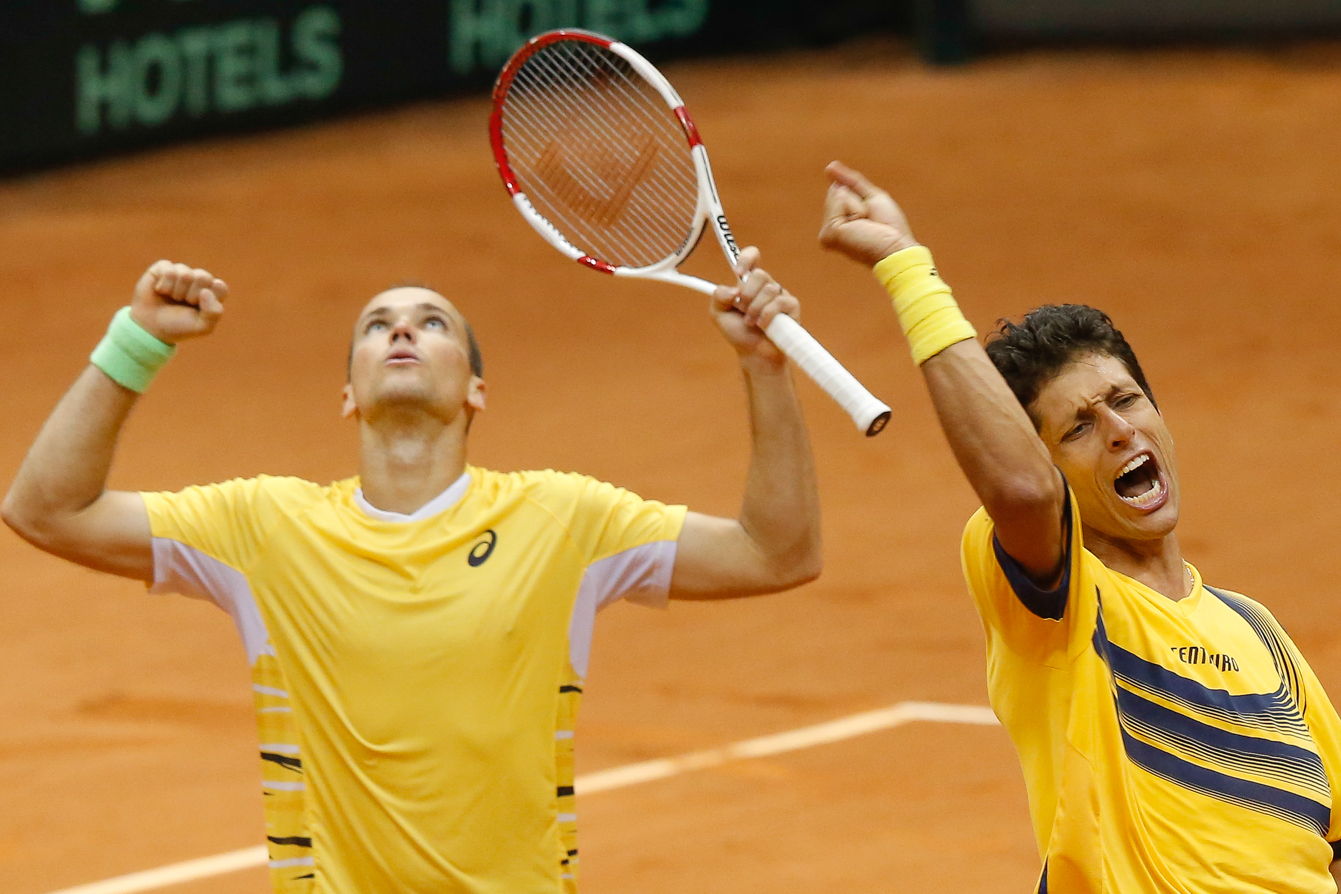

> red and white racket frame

[{"left": 490, "top": 29, "right": 891, "bottom": 436}]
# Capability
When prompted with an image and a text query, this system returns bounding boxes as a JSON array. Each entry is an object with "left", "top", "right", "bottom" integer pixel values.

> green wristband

[{"left": 89, "top": 307, "right": 176, "bottom": 393}]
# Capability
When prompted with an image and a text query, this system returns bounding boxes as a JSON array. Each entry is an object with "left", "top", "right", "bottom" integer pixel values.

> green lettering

[
  {"left": 657, "top": 0, "right": 709, "bottom": 38},
  {"left": 513, "top": 0, "right": 573, "bottom": 40},
  {"left": 584, "top": 0, "right": 625, "bottom": 40},
  {"left": 214, "top": 21, "right": 258, "bottom": 112},
  {"left": 450, "top": 0, "right": 582, "bottom": 76},
  {"left": 586, "top": 0, "right": 707, "bottom": 43},
  {"left": 254, "top": 19, "right": 295, "bottom": 105},
  {"left": 76, "top": 42, "right": 134, "bottom": 135},
  {"left": 178, "top": 28, "right": 215, "bottom": 117},
  {"left": 133, "top": 33, "right": 183, "bottom": 126},
  {"left": 293, "top": 6, "right": 343, "bottom": 100},
  {"left": 502, "top": 1, "right": 549, "bottom": 61},
  {"left": 450, "top": 0, "right": 501, "bottom": 76},
  {"left": 625, "top": 0, "right": 659, "bottom": 43}
]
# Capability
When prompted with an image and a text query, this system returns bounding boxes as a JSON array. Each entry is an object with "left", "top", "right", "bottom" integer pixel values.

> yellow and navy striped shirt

[
  {"left": 143, "top": 467, "right": 686, "bottom": 894},
  {"left": 963, "top": 486, "right": 1341, "bottom": 893}
]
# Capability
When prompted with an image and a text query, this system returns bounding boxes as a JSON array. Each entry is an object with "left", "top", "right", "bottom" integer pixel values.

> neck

[
  {"left": 357, "top": 409, "right": 467, "bottom": 515},
  {"left": 1083, "top": 526, "right": 1191, "bottom": 601}
]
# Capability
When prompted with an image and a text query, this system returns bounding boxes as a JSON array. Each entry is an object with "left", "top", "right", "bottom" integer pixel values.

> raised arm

[
  {"left": 817, "top": 162, "right": 1065, "bottom": 582},
  {"left": 2, "top": 262, "right": 228, "bottom": 581},
  {"left": 668, "top": 248, "right": 822, "bottom": 600}
]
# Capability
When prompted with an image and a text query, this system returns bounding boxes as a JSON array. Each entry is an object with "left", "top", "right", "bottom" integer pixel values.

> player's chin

[
  {"left": 1114, "top": 499, "right": 1179, "bottom": 539},
  {"left": 370, "top": 382, "right": 439, "bottom": 407}
]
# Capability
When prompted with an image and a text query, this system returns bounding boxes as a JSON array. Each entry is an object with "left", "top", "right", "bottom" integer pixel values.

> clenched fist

[
  {"left": 818, "top": 161, "right": 919, "bottom": 268},
  {"left": 129, "top": 261, "right": 229, "bottom": 344}
]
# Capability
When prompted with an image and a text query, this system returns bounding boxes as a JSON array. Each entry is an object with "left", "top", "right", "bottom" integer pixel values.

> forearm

[
  {"left": 819, "top": 165, "right": 1066, "bottom": 574},
  {"left": 735, "top": 357, "right": 821, "bottom": 585},
  {"left": 921, "top": 339, "right": 1059, "bottom": 511},
  {"left": 5, "top": 263, "right": 226, "bottom": 581},
  {"left": 877, "top": 248, "right": 1064, "bottom": 576},
  {"left": 670, "top": 252, "right": 820, "bottom": 599},
  {"left": 4, "top": 365, "right": 139, "bottom": 539},
  {"left": 3, "top": 362, "right": 153, "bottom": 582},
  {"left": 669, "top": 358, "right": 821, "bottom": 601}
]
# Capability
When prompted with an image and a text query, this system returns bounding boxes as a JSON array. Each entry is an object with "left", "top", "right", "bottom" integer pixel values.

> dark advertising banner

[
  {"left": 0, "top": 1, "right": 900, "bottom": 173},
  {"left": 970, "top": 0, "right": 1341, "bottom": 36}
]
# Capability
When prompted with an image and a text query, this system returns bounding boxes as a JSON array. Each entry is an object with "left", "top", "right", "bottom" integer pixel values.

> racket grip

[{"left": 764, "top": 313, "right": 891, "bottom": 437}]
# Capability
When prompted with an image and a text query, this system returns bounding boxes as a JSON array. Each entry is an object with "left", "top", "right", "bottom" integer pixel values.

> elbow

[
  {"left": 796, "top": 545, "right": 823, "bottom": 586},
  {"left": 981, "top": 472, "right": 1065, "bottom": 535},
  {"left": 793, "top": 558, "right": 822, "bottom": 588},
  {"left": 2, "top": 489, "right": 53, "bottom": 550},
  {"left": 778, "top": 541, "right": 823, "bottom": 590},
  {"left": 983, "top": 470, "right": 1063, "bottom": 518},
  {"left": 1, "top": 491, "right": 23, "bottom": 537}
]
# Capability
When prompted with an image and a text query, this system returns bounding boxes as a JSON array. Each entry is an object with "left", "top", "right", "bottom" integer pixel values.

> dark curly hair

[{"left": 984, "top": 304, "right": 1155, "bottom": 421}]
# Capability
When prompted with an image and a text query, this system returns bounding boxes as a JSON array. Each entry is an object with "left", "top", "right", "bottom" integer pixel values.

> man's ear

[
  {"left": 467, "top": 376, "right": 487, "bottom": 413},
  {"left": 341, "top": 382, "right": 359, "bottom": 419}
]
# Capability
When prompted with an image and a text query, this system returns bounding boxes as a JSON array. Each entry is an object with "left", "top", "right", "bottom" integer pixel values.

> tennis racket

[{"left": 489, "top": 29, "right": 892, "bottom": 436}]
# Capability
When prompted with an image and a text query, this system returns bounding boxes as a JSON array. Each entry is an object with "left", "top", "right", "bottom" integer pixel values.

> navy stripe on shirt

[{"left": 991, "top": 483, "right": 1073, "bottom": 621}]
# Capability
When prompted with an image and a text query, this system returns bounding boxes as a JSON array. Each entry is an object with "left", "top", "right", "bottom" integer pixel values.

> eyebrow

[
  {"left": 1064, "top": 384, "right": 1133, "bottom": 421},
  {"left": 359, "top": 303, "right": 455, "bottom": 325}
]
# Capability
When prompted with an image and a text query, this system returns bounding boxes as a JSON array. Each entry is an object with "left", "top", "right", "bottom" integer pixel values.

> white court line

[{"left": 44, "top": 701, "right": 998, "bottom": 894}]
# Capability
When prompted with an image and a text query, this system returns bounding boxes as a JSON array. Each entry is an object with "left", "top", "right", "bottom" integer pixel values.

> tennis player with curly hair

[
  {"left": 820, "top": 160, "right": 1341, "bottom": 893},
  {"left": 2, "top": 248, "right": 820, "bottom": 894}
]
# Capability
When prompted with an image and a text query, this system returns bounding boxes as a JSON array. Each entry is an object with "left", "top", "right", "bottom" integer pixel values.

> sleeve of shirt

[
  {"left": 960, "top": 480, "right": 1082, "bottom": 665},
  {"left": 140, "top": 476, "right": 273, "bottom": 604},
  {"left": 566, "top": 474, "right": 688, "bottom": 611}
]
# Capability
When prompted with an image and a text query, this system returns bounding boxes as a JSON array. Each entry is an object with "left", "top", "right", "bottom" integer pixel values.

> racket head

[{"left": 490, "top": 30, "right": 710, "bottom": 277}]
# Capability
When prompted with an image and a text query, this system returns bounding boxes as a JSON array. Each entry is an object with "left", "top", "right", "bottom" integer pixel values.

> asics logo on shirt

[{"left": 468, "top": 530, "right": 498, "bottom": 567}]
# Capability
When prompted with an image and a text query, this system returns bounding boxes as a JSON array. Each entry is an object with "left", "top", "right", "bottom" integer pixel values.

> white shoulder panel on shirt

[
  {"left": 149, "top": 538, "right": 275, "bottom": 665},
  {"left": 568, "top": 539, "right": 678, "bottom": 678}
]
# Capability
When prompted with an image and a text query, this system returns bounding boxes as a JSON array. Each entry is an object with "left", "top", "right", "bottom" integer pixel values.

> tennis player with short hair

[
  {"left": 2, "top": 249, "right": 820, "bottom": 894},
  {"left": 819, "top": 161, "right": 1341, "bottom": 892}
]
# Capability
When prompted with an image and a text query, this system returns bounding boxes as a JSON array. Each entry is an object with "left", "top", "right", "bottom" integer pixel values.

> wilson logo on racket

[
  {"left": 489, "top": 28, "right": 893, "bottom": 437},
  {"left": 715, "top": 215, "right": 738, "bottom": 257}
]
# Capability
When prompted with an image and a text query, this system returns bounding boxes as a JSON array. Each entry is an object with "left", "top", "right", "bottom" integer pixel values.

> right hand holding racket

[
  {"left": 711, "top": 247, "right": 800, "bottom": 368},
  {"left": 130, "top": 260, "right": 229, "bottom": 344},
  {"left": 819, "top": 161, "right": 920, "bottom": 268}
]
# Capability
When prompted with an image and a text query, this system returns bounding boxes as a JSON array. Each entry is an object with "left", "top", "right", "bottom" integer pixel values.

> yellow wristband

[{"left": 874, "top": 246, "right": 977, "bottom": 365}]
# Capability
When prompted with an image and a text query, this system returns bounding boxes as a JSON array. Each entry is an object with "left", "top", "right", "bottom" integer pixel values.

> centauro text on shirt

[
  {"left": 143, "top": 467, "right": 687, "bottom": 894},
  {"left": 962, "top": 485, "right": 1341, "bottom": 894}
]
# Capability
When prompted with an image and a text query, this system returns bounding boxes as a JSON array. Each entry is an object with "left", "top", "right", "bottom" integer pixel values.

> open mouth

[{"left": 1114, "top": 452, "right": 1165, "bottom": 509}]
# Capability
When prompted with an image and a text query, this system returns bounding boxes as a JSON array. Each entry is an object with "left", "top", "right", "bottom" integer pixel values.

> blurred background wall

[
  {"left": 0, "top": 0, "right": 905, "bottom": 174},
  {"left": 4, "top": 0, "right": 1339, "bottom": 173}
]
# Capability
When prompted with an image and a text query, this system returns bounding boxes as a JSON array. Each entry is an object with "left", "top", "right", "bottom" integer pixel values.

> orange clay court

[{"left": 5, "top": 38, "right": 1341, "bottom": 894}]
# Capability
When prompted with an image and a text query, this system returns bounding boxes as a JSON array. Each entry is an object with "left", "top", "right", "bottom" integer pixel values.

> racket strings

[
  {"left": 500, "top": 40, "right": 700, "bottom": 269},
  {"left": 510, "top": 44, "right": 690, "bottom": 223},
  {"left": 528, "top": 47, "right": 691, "bottom": 221},
  {"left": 505, "top": 46, "right": 692, "bottom": 263}
]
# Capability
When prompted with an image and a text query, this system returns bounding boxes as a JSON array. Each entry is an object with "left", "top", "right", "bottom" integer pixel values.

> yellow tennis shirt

[
  {"left": 963, "top": 488, "right": 1341, "bottom": 893},
  {"left": 142, "top": 467, "right": 687, "bottom": 894}
]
